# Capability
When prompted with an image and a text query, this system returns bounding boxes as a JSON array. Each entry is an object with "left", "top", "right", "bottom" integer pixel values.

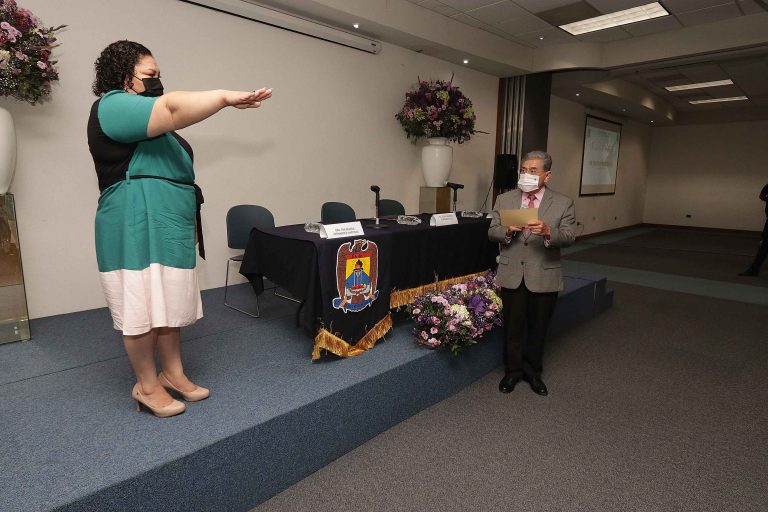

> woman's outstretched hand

[{"left": 224, "top": 88, "right": 273, "bottom": 109}]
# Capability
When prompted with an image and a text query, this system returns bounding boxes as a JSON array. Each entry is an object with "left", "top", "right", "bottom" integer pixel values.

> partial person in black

[{"left": 739, "top": 183, "right": 768, "bottom": 276}]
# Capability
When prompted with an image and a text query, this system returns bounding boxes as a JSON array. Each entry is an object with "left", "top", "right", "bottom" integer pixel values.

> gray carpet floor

[
  {"left": 565, "top": 229, "right": 768, "bottom": 288},
  {"left": 251, "top": 229, "right": 768, "bottom": 512}
]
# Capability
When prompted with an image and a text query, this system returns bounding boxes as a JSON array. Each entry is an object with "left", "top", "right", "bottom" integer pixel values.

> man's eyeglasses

[{"left": 519, "top": 169, "right": 547, "bottom": 175}]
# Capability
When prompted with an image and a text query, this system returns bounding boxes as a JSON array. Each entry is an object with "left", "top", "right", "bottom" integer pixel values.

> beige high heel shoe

[
  {"left": 158, "top": 372, "right": 210, "bottom": 402},
  {"left": 132, "top": 383, "right": 186, "bottom": 418}
]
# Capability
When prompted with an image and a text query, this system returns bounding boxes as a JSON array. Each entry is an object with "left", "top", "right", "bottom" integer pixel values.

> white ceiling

[
  {"left": 398, "top": 0, "right": 768, "bottom": 124},
  {"left": 407, "top": 0, "right": 767, "bottom": 47},
  {"left": 250, "top": 0, "right": 768, "bottom": 124}
]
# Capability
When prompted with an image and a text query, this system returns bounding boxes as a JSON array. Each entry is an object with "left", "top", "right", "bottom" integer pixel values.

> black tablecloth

[{"left": 239, "top": 214, "right": 498, "bottom": 348}]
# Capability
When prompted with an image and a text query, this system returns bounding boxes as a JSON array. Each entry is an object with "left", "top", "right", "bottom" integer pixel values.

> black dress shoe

[
  {"left": 523, "top": 375, "right": 548, "bottom": 396},
  {"left": 738, "top": 268, "right": 759, "bottom": 276},
  {"left": 498, "top": 375, "right": 519, "bottom": 393}
]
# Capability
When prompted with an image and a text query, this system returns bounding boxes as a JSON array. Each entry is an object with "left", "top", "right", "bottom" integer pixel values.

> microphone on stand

[
  {"left": 446, "top": 182, "right": 464, "bottom": 213},
  {"left": 368, "top": 185, "right": 388, "bottom": 229}
]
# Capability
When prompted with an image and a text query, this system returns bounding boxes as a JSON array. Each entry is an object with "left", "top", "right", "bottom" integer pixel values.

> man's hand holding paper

[
  {"left": 526, "top": 219, "right": 551, "bottom": 237},
  {"left": 500, "top": 208, "right": 538, "bottom": 228}
]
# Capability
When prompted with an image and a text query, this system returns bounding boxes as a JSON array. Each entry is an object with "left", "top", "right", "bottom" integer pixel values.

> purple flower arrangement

[
  {"left": 395, "top": 77, "right": 476, "bottom": 144},
  {"left": 406, "top": 271, "right": 503, "bottom": 355},
  {"left": 0, "top": 1, "right": 65, "bottom": 104}
]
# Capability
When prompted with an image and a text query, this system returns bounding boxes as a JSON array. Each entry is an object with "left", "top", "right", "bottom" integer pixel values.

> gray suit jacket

[{"left": 488, "top": 187, "right": 576, "bottom": 293}]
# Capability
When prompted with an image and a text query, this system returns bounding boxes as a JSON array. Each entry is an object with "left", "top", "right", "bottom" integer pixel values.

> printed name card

[
  {"left": 429, "top": 213, "right": 459, "bottom": 226},
  {"left": 319, "top": 221, "right": 366, "bottom": 239}
]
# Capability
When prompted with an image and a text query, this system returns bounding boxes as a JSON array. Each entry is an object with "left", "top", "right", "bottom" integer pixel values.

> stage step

[{"left": 0, "top": 276, "right": 612, "bottom": 512}]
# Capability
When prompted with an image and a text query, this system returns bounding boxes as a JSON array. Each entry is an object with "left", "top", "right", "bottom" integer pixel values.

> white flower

[{"left": 450, "top": 304, "right": 469, "bottom": 321}]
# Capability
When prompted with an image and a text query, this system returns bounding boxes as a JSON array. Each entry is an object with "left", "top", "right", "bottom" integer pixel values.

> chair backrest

[
  {"left": 321, "top": 202, "right": 356, "bottom": 224},
  {"left": 226, "top": 205, "right": 276, "bottom": 250},
  {"left": 378, "top": 199, "right": 405, "bottom": 217}
]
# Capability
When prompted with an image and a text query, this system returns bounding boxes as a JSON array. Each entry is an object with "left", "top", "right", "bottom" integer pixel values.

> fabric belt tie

[{"left": 128, "top": 174, "right": 206, "bottom": 260}]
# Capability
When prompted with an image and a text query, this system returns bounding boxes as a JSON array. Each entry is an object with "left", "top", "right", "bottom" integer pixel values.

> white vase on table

[
  {"left": 421, "top": 137, "right": 452, "bottom": 187},
  {"left": 0, "top": 106, "right": 17, "bottom": 195}
]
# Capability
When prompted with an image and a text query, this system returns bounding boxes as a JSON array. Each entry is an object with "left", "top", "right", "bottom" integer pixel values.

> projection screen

[{"left": 579, "top": 115, "right": 622, "bottom": 196}]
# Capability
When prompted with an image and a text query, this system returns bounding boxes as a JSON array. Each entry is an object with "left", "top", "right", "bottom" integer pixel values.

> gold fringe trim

[
  {"left": 389, "top": 271, "right": 489, "bottom": 309},
  {"left": 312, "top": 313, "right": 393, "bottom": 360},
  {"left": 312, "top": 270, "right": 489, "bottom": 359},
  {"left": 353, "top": 313, "right": 393, "bottom": 351}
]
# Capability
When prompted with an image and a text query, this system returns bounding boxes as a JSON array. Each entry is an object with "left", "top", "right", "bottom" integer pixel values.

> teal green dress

[{"left": 88, "top": 90, "right": 203, "bottom": 335}]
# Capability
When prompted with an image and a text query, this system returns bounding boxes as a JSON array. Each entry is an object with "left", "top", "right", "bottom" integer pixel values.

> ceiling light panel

[
  {"left": 559, "top": 2, "right": 669, "bottom": 35},
  {"left": 689, "top": 96, "right": 748, "bottom": 104},
  {"left": 665, "top": 79, "right": 734, "bottom": 91}
]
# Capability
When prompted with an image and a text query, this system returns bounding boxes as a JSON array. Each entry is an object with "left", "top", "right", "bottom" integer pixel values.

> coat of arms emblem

[{"left": 332, "top": 239, "right": 379, "bottom": 313}]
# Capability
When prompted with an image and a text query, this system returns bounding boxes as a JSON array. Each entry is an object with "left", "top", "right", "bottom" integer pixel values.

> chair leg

[
  {"left": 274, "top": 287, "right": 301, "bottom": 303},
  {"left": 262, "top": 277, "right": 300, "bottom": 303},
  {"left": 224, "top": 259, "right": 260, "bottom": 318}
]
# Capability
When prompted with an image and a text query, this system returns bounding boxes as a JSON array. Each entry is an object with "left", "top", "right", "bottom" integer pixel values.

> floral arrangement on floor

[
  {"left": 0, "top": 1, "right": 65, "bottom": 104},
  {"left": 395, "top": 76, "right": 476, "bottom": 144},
  {"left": 406, "top": 271, "right": 503, "bottom": 355}
]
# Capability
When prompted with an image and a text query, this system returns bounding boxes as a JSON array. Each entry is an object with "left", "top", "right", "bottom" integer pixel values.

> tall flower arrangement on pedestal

[
  {"left": 395, "top": 77, "right": 477, "bottom": 143},
  {"left": 0, "top": 0, "right": 64, "bottom": 104},
  {"left": 0, "top": 1, "right": 64, "bottom": 194},
  {"left": 395, "top": 77, "right": 478, "bottom": 187},
  {"left": 405, "top": 271, "right": 503, "bottom": 356}
]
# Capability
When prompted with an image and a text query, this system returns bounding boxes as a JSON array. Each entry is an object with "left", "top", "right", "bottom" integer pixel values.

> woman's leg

[
  {"left": 124, "top": 329, "right": 175, "bottom": 406},
  {"left": 157, "top": 327, "right": 197, "bottom": 392}
]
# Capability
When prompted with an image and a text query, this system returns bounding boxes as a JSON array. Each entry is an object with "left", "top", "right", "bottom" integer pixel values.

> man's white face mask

[{"left": 517, "top": 173, "right": 540, "bottom": 193}]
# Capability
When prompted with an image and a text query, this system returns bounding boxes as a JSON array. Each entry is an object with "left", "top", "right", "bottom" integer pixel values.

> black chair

[
  {"left": 321, "top": 201, "right": 356, "bottom": 224},
  {"left": 378, "top": 199, "right": 405, "bottom": 217},
  {"left": 224, "top": 205, "right": 296, "bottom": 317}
]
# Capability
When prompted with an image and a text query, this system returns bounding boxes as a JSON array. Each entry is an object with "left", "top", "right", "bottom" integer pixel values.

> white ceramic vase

[
  {"left": 0, "top": 106, "right": 17, "bottom": 195},
  {"left": 421, "top": 137, "right": 452, "bottom": 187}
]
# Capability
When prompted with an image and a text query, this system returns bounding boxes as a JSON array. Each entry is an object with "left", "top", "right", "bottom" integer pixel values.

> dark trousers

[
  {"left": 499, "top": 280, "right": 558, "bottom": 379},
  {"left": 748, "top": 215, "right": 768, "bottom": 271}
]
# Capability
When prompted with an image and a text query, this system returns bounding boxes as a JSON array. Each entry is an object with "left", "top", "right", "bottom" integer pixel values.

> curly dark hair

[{"left": 92, "top": 40, "right": 153, "bottom": 96}]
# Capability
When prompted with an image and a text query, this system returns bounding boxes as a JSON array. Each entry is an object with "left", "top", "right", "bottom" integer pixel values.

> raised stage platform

[{"left": 0, "top": 275, "right": 612, "bottom": 512}]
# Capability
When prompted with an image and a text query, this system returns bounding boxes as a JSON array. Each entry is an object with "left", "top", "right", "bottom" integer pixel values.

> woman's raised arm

[{"left": 147, "top": 87, "right": 272, "bottom": 137}]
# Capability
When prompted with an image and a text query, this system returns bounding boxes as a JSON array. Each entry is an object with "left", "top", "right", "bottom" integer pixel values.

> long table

[{"left": 239, "top": 214, "right": 499, "bottom": 359}]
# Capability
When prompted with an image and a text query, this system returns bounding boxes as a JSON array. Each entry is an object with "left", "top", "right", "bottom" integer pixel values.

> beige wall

[
  {"left": 4, "top": 0, "right": 498, "bottom": 319},
  {"left": 644, "top": 121, "right": 768, "bottom": 231},
  {"left": 546, "top": 96, "right": 652, "bottom": 236}
]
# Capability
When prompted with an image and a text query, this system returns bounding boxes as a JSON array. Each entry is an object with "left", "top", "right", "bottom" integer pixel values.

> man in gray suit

[{"left": 488, "top": 150, "right": 576, "bottom": 395}]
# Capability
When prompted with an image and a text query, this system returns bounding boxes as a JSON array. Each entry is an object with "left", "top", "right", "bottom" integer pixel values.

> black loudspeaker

[{"left": 494, "top": 154, "right": 517, "bottom": 192}]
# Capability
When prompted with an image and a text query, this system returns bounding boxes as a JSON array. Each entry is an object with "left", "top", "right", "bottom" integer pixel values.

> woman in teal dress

[{"left": 88, "top": 40, "right": 272, "bottom": 417}]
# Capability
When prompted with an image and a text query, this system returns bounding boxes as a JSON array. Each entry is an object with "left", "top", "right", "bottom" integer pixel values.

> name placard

[
  {"left": 429, "top": 213, "right": 459, "bottom": 226},
  {"left": 319, "top": 221, "right": 365, "bottom": 239}
]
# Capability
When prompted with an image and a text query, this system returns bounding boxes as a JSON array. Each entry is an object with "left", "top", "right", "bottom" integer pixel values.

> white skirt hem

[{"left": 100, "top": 263, "right": 204, "bottom": 336}]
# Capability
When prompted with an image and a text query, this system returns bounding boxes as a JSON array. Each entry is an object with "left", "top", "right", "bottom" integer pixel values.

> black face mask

[{"left": 135, "top": 76, "right": 164, "bottom": 97}]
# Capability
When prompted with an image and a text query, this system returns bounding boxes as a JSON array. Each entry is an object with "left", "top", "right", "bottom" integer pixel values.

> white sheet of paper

[
  {"left": 319, "top": 221, "right": 365, "bottom": 239},
  {"left": 430, "top": 213, "right": 459, "bottom": 226},
  {"left": 500, "top": 208, "right": 538, "bottom": 228}
]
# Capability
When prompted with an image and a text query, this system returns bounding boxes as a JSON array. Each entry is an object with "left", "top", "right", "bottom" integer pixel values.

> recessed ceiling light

[
  {"left": 463, "top": 59, "right": 469, "bottom": 64},
  {"left": 560, "top": 2, "right": 669, "bottom": 36},
  {"left": 665, "top": 79, "right": 733, "bottom": 92},
  {"left": 539, "top": 36, "right": 544, "bottom": 40},
  {"left": 689, "top": 96, "right": 748, "bottom": 104},
  {"left": 575, "top": 93, "right": 580, "bottom": 97},
  {"left": 353, "top": 23, "right": 359, "bottom": 29},
  {"left": 650, "top": 120, "right": 654, "bottom": 123}
]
